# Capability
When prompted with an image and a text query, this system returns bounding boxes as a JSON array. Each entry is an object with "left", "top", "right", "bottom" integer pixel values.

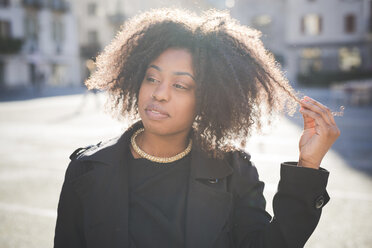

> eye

[
  {"left": 146, "top": 77, "right": 160, "bottom": 83},
  {"left": 173, "top": 82, "right": 188, "bottom": 90}
]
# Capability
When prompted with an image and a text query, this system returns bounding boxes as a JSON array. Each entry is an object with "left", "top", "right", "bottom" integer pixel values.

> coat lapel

[
  {"left": 73, "top": 161, "right": 128, "bottom": 248},
  {"left": 185, "top": 148, "right": 234, "bottom": 248},
  {"left": 72, "top": 124, "right": 138, "bottom": 248}
]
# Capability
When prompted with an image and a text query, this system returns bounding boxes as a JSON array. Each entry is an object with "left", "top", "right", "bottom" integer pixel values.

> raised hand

[{"left": 298, "top": 96, "right": 340, "bottom": 169}]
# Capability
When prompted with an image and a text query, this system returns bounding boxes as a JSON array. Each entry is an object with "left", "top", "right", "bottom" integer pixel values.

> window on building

[
  {"left": 0, "top": 20, "right": 11, "bottom": 38},
  {"left": 87, "top": 3, "right": 97, "bottom": 16},
  {"left": 339, "top": 47, "right": 361, "bottom": 71},
  {"left": 300, "top": 48, "right": 322, "bottom": 73},
  {"left": 370, "top": 1, "right": 372, "bottom": 33},
  {"left": 25, "top": 14, "right": 39, "bottom": 41},
  {"left": 225, "top": 0, "right": 235, "bottom": 8},
  {"left": 301, "top": 14, "right": 322, "bottom": 35},
  {"left": 0, "top": 61, "right": 5, "bottom": 88},
  {"left": 252, "top": 15, "right": 272, "bottom": 28},
  {"left": 52, "top": 16, "right": 64, "bottom": 43},
  {"left": 344, "top": 14, "right": 356, "bottom": 33},
  {"left": 51, "top": 63, "right": 67, "bottom": 85},
  {"left": 88, "top": 30, "right": 99, "bottom": 44},
  {"left": 0, "top": 0, "right": 10, "bottom": 7}
]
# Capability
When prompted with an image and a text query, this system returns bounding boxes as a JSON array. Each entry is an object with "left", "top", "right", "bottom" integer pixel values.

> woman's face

[{"left": 138, "top": 48, "right": 197, "bottom": 137}]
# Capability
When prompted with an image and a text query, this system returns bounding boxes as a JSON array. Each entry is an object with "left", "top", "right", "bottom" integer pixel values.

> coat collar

[
  {"left": 73, "top": 121, "right": 234, "bottom": 248},
  {"left": 78, "top": 120, "right": 233, "bottom": 180}
]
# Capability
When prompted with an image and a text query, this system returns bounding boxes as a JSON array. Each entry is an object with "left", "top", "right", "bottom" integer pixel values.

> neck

[{"left": 133, "top": 129, "right": 191, "bottom": 158}]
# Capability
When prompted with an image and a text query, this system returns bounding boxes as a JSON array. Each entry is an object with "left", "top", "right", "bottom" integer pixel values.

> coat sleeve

[
  {"left": 230, "top": 151, "right": 330, "bottom": 248},
  {"left": 54, "top": 159, "right": 89, "bottom": 248}
]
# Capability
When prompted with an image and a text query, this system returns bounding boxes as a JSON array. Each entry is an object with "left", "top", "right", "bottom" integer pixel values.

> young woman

[{"left": 54, "top": 8, "right": 340, "bottom": 248}]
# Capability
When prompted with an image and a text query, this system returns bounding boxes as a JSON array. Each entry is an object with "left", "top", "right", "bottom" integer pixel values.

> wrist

[{"left": 298, "top": 159, "right": 320, "bottom": 169}]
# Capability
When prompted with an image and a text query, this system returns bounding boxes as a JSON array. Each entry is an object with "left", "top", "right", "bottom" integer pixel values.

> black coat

[{"left": 54, "top": 122, "right": 330, "bottom": 248}]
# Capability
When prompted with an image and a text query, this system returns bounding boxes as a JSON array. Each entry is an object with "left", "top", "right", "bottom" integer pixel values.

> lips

[{"left": 144, "top": 104, "right": 170, "bottom": 120}]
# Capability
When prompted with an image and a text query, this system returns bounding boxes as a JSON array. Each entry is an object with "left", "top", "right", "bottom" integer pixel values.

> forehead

[{"left": 148, "top": 48, "right": 194, "bottom": 74}]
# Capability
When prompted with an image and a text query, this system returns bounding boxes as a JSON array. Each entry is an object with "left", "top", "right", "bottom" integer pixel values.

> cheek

[
  {"left": 190, "top": 99, "right": 197, "bottom": 117},
  {"left": 138, "top": 83, "right": 148, "bottom": 106},
  {"left": 181, "top": 96, "right": 197, "bottom": 121},
  {"left": 137, "top": 92, "right": 148, "bottom": 120}
]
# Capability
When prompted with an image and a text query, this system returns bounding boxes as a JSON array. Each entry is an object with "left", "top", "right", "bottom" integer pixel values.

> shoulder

[
  {"left": 226, "top": 150, "right": 266, "bottom": 207},
  {"left": 64, "top": 138, "right": 119, "bottom": 182},
  {"left": 229, "top": 149, "right": 252, "bottom": 165},
  {"left": 69, "top": 135, "right": 123, "bottom": 162},
  {"left": 67, "top": 138, "right": 116, "bottom": 161},
  {"left": 68, "top": 143, "right": 101, "bottom": 161},
  {"left": 63, "top": 143, "right": 99, "bottom": 182},
  {"left": 226, "top": 149, "right": 261, "bottom": 186},
  {"left": 63, "top": 122, "right": 141, "bottom": 182},
  {"left": 227, "top": 149, "right": 256, "bottom": 175}
]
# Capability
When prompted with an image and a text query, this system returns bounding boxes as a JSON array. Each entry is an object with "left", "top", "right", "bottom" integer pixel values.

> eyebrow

[{"left": 148, "top": 64, "right": 195, "bottom": 81}]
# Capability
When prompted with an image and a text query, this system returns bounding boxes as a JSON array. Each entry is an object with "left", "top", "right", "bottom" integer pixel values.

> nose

[{"left": 152, "top": 82, "right": 171, "bottom": 102}]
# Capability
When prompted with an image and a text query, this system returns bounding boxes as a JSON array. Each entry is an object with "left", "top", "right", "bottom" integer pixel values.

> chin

[
  {"left": 141, "top": 119, "right": 192, "bottom": 137},
  {"left": 141, "top": 117, "right": 168, "bottom": 134}
]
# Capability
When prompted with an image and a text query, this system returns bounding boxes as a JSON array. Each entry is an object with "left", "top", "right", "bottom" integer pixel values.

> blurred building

[
  {"left": 0, "top": 0, "right": 80, "bottom": 89},
  {"left": 231, "top": 0, "right": 372, "bottom": 85},
  {"left": 71, "top": 0, "right": 213, "bottom": 82},
  {"left": 70, "top": 0, "right": 126, "bottom": 81},
  {"left": 286, "top": 0, "right": 372, "bottom": 84},
  {"left": 230, "top": 0, "right": 286, "bottom": 73}
]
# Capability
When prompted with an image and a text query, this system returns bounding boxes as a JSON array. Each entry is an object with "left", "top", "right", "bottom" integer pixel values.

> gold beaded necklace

[{"left": 130, "top": 128, "right": 192, "bottom": 163}]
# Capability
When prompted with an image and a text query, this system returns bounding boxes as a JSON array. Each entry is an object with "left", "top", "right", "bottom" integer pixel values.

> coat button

[{"left": 315, "top": 195, "right": 325, "bottom": 209}]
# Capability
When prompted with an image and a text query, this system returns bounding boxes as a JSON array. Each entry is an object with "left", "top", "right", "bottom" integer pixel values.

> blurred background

[{"left": 0, "top": 0, "right": 371, "bottom": 247}]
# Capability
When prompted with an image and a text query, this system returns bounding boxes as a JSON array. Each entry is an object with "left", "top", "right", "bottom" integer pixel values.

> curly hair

[{"left": 85, "top": 8, "right": 300, "bottom": 158}]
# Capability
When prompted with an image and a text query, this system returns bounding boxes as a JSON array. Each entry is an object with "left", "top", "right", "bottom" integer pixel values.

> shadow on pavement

[{"left": 0, "top": 86, "right": 86, "bottom": 102}]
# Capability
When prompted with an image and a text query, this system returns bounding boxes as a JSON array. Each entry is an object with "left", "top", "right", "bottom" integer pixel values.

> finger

[
  {"left": 300, "top": 98, "right": 333, "bottom": 126},
  {"left": 300, "top": 109, "right": 317, "bottom": 130},
  {"left": 301, "top": 111, "right": 315, "bottom": 129},
  {"left": 304, "top": 96, "right": 336, "bottom": 125},
  {"left": 300, "top": 102, "right": 332, "bottom": 127},
  {"left": 299, "top": 107, "right": 329, "bottom": 133},
  {"left": 300, "top": 105, "right": 315, "bottom": 127}
]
